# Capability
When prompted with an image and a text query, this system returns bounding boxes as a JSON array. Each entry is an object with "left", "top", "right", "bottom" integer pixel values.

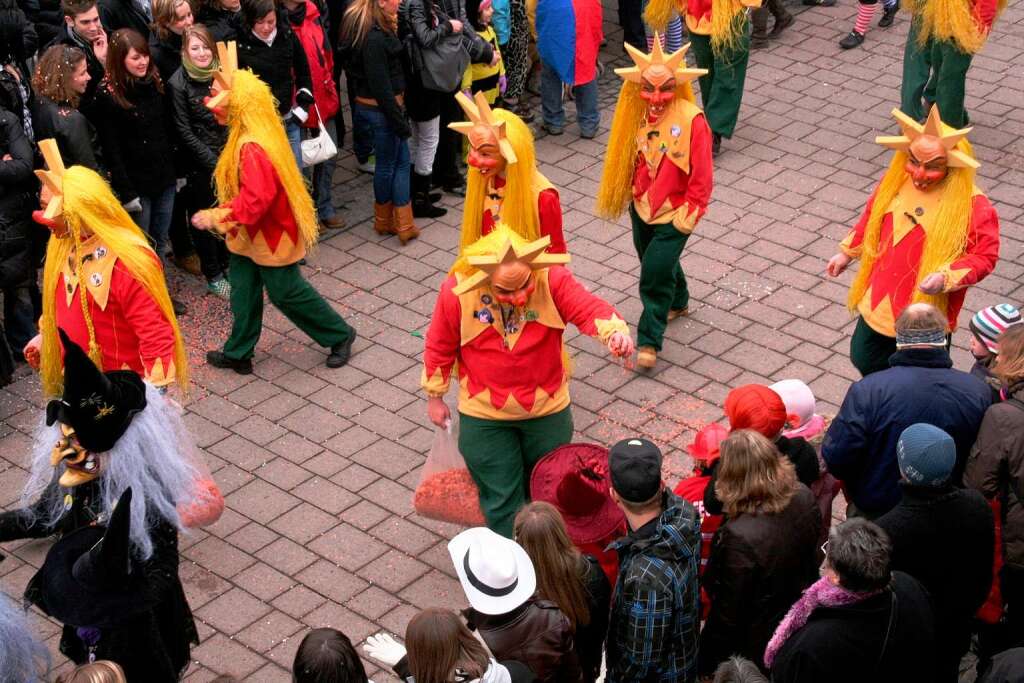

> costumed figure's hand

[
  {"left": 123, "top": 197, "right": 142, "bottom": 214},
  {"left": 192, "top": 208, "right": 235, "bottom": 235},
  {"left": 826, "top": 252, "right": 852, "bottom": 277},
  {"left": 427, "top": 396, "right": 451, "bottom": 428},
  {"left": 918, "top": 272, "right": 947, "bottom": 295},
  {"left": 499, "top": 74, "right": 507, "bottom": 95},
  {"left": 363, "top": 633, "right": 407, "bottom": 667},
  {"left": 607, "top": 331, "right": 635, "bottom": 358},
  {"left": 23, "top": 334, "right": 41, "bottom": 370}
]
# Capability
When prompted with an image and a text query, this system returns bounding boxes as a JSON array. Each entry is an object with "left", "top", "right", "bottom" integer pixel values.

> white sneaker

[{"left": 357, "top": 156, "right": 375, "bottom": 174}]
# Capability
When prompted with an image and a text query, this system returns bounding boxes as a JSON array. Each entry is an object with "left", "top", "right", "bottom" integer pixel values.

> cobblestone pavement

[{"left": 2, "top": 1, "right": 1023, "bottom": 679}]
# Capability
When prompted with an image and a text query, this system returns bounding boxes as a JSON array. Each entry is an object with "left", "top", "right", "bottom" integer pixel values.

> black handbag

[{"left": 411, "top": 0, "right": 471, "bottom": 92}]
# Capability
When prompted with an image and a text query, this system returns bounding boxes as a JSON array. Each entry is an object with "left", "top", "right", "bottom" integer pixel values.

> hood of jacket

[{"left": 609, "top": 490, "right": 700, "bottom": 563}]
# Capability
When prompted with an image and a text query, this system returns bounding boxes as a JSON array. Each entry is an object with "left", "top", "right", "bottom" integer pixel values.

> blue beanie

[{"left": 897, "top": 423, "right": 956, "bottom": 486}]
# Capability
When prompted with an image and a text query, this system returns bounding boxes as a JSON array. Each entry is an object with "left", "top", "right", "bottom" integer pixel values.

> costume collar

[
  {"left": 62, "top": 234, "right": 117, "bottom": 311},
  {"left": 457, "top": 269, "right": 565, "bottom": 349},
  {"left": 637, "top": 97, "right": 700, "bottom": 177},
  {"left": 888, "top": 346, "right": 953, "bottom": 369}
]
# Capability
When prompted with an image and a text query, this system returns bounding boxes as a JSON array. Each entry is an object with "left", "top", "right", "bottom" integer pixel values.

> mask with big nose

[
  {"left": 639, "top": 65, "right": 677, "bottom": 119},
  {"left": 904, "top": 134, "right": 949, "bottom": 191},
  {"left": 493, "top": 261, "right": 535, "bottom": 307}
]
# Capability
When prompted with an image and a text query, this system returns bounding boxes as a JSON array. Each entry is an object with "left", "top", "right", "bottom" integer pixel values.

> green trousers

[
  {"left": 631, "top": 206, "right": 690, "bottom": 351},
  {"left": 459, "top": 407, "right": 574, "bottom": 538},
  {"left": 689, "top": 27, "right": 750, "bottom": 138},
  {"left": 850, "top": 316, "right": 897, "bottom": 377},
  {"left": 900, "top": 20, "right": 973, "bottom": 127},
  {"left": 222, "top": 253, "right": 354, "bottom": 360}
]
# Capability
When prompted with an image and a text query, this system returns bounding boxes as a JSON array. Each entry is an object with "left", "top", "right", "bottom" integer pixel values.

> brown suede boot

[
  {"left": 374, "top": 202, "right": 394, "bottom": 235},
  {"left": 392, "top": 204, "right": 419, "bottom": 245}
]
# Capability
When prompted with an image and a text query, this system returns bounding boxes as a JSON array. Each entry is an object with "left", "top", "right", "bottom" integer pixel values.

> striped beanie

[{"left": 970, "top": 304, "right": 1022, "bottom": 355}]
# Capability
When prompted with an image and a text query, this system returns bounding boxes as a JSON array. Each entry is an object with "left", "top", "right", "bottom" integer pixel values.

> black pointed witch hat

[
  {"left": 45, "top": 329, "right": 147, "bottom": 453},
  {"left": 24, "top": 488, "right": 151, "bottom": 628}
]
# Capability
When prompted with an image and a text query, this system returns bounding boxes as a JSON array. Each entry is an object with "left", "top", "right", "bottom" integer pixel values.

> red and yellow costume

[
  {"left": 480, "top": 175, "right": 565, "bottom": 254},
  {"left": 422, "top": 227, "right": 628, "bottom": 536}
]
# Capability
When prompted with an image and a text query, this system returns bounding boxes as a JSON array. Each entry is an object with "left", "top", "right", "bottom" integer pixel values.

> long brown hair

[
  {"left": 339, "top": 0, "right": 396, "bottom": 49},
  {"left": 104, "top": 28, "right": 163, "bottom": 109},
  {"left": 33, "top": 44, "right": 87, "bottom": 108},
  {"left": 715, "top": 430, "right": 798, "bottom": 517},
  {"left": 406, "top": 609, "right": 490, "bottom": 683},
  {"left": 994, "top": 325, "right": 1024, "bottom": 387},
  {"left": 514, "top": 501, "right": 591, "bottom": 631}
]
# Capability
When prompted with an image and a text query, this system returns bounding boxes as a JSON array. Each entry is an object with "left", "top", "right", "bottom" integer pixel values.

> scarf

[
  {"left": 183, "top": 57, "right": 219, "bottom": 83},
  {"left": 763, "top": 576, "right": 883, "bottom": 668}
]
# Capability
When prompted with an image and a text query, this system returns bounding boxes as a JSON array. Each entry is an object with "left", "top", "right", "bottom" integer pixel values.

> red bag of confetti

[
  {"left": 178, "top": 477, "right": 225, "bottom": 528},
  {"left": 414, "top": 423, "right": 486, "bottom": 527}
]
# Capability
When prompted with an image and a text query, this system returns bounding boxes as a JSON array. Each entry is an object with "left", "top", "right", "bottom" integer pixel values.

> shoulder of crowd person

[{"left": 966, "top": 392, "right": 1024, "bottom": 500}]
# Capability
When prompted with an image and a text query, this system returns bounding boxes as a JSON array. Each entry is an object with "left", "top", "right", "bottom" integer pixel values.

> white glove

[
  {"left": 363, "top": 632, "right": 407, "bottom": 667},
  {"left": 123, "top": 197, "right": 142, "bottom": 213}
]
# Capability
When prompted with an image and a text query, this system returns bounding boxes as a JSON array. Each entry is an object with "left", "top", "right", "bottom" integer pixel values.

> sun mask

[
  {"left": 876, "top": 104, "right": 978, "bottom": 191},
  {"left": 34, "top": 139, "right": 69, "bottom": 237},
  {"left": 492, "top": 262, "right": 535, "bottom": 306},
  {"left": 450, "top": 91, "right": 517, "bottom": 178},
  {"left": 615, "top": 34, "right": 706, "bottom": 119},
  {"left": 453, "top": 231, "right": 570, "bottom": 299},
  {"left": 904, "top": 135, "right": 949, "bottom": 190},
  {"left": 466, "top": 124, "right": 507, "bottom": 178}
]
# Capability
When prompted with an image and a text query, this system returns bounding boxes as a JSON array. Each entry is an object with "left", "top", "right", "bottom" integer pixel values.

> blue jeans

[
  {"left": 286, "top": 118, "right": 303, "bottom": 171},
  {"left": 312, "top": 117, "right": 339, "bottom": 220},
  {"left": 352, "top": 100, "right": 375, "bottom": 164},
  {"left": 138, "top": 184, "right": 176, "bottom": 254},
  {"left": 357, "top": 104, "right": 410, "bottom": 206},
  {"left": 540, "top": 63, "right": 599, "bottom": 135}
]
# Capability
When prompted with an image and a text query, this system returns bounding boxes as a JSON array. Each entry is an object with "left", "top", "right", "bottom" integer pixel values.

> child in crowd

[
  {"left": 294, "top": 629, "right": 371, "bottom": 683},
  {"left": 463, "top": 0, "right": 506, "bottom": 104},
  {"left": 970, "top": 303, "right": 1022, "bottom": 401}
]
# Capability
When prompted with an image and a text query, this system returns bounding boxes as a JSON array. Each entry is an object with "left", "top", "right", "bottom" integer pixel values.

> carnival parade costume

[
  {"left": 0, "top": 591, "right": 50, "bottom": 682},
  {"left": 834, "top": 106, "right": 999, "bottom": 376},
  {"left": 194, "top": 43, "right": 356, "bottom": 371},
  {"left": 451, "top": 92, "right": 567, "bottom": 256},
  {"left": 596, "top": 37, "right": 713, "bottom": 369},
  {"left": 0, "top": 332, "right": 220, "bottom": 681},
  {"left": 901, "top": 0, "right": 1005, "bottom": 127},
  {"left": 422, "top": 227, "right": 632, "bottom": 536},
  {"left": 645, "top": 0, "right": 759, "bottom": 150}
]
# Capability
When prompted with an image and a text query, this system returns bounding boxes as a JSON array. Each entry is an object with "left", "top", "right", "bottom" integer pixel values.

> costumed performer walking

[
  {"left": 0, "top": 332, "right": 216, "bottom": 681},
  {"left": 422, "top": 226, "right": 634, "bottom": 537},
  {"left": 596, "top": 36, "right": 712, "bottom": 370},
  {"left": 192, "top": 43, "right": 358, "bottom": 375},
  {"left": 24, "top": 139, "right": 189, "bottom": 398},
  {"left": 827, "top": 105, "right": 999, "bottom": 377},
  {"left": 645, "top": 0, "right": 758, "bottom": 155},
  {"left": 900, "top": 0, "right": 1005, "bottom": 128},
  {"left": 450, "top": 91, "right": 567, "bottom": 256}
]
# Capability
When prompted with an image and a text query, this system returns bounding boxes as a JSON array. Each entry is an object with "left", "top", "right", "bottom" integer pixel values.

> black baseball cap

[{"left": 609, "top": 438, "right": 663, "bottom": 504}]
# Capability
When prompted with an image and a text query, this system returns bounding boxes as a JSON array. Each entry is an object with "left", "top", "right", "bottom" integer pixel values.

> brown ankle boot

[
  {"left": 392, "top": 204, "right": 419, "bottom": 245},
  {"left": 374, "top": 202, "right": 394, "bottom": 235}
]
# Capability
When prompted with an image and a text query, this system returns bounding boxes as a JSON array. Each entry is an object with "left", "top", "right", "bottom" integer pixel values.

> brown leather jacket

[{"left": 464, "top": 598, "right": 583, "bottom": 683}]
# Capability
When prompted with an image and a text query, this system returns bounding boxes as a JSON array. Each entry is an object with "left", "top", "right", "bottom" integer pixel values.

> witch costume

[{"left": 0, "top": 332, "right": 204, "bottom": 681}]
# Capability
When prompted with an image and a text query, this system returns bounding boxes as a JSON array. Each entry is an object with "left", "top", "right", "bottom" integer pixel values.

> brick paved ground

[{"left": 2, "top": 1, "right": 1023, "bottom": 679}]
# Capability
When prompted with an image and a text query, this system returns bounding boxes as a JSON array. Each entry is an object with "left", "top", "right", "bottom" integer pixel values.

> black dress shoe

[
  {"left": 206, "top": 350, "right": 253, "bottom": 374},
  {"left": 878, "top": 4, "right": 897, "bottom": 26},
  {"left": 839, "top": 30, "right": 865, "bottom": 49},
  {"left": 327, "top": 332, "right": 356, "bottom": 368}
]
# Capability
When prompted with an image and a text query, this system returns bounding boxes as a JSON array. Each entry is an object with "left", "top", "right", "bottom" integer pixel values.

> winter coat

[
  {"left": 876, "top": 483, "right": 994, "bottom": 681},
  {"left": 605, "top": 490, "right": 701, "bottom": 683},
  {"left": 51, "top": 23, "right": 106, "bottom": 113},
  {"left": 979, "top": 647, "right": 1024, "bottom": 683},
  {"left": 971, "top": 357, "right": 1003, "bottom": 403},
  {"left": 149, "top": 30, "right": 184, "bottom": 83},
  {"left": 286, "top": 0, "right": 339, "bottom": 127},
  {"left": 195, "top": 3, "right": 240, "bottom": 41},
  {"left": 393, "top": 657, "right": 537, "bottom": 683},
  {"left": 769, "top": 571, "right": 937, "bottom": 683},
  {"left": 398, "top": 0, "right": 450, "bottom": 121},
  {"left": 0, "top": 3, "right": 37, "bottom": 76},
  {"left": 434, "top": 0, "right": 495, "bottom": 64},
  {"left": 20, "top": 0, "right": 61, "bottom": 50},
  {"left": 966, "top": 384, "right": 1024, "bottom": 569},
  {"left": 235, "top": 16, "right": 315, "bottom": 119},
  {"left": 698, "top": 484, "right": 820, "bottom": 675},
  {"left": 342, "top": 24, "right": 410, "bottom": 137},
  {"left": 703, "top": 435, "right": 820, "bottom": 516},
  {"left": 97, "top": 0, "right": 150, "bottom": 37},
  {"left": 167, "top": 67, "right": 227, "bottom": 176},
  {"left": 0, "top": 107, "right": 34, "bottom": 290},
  {"left": 822, "top": 347, "right": 992, "bottom": 516},
  {"left": 577, "top": 555, "right": 611, "bottom": 683},
  {"left": 91, "top": 77, "right": 176, "bottom": 201},
  {"left": 30, "top": 95, "right": 103, "bottom": 172}
]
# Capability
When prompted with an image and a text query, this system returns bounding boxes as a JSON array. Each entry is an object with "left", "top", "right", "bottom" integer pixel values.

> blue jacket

[{"left": 823, "top": 347, "right": 992, "bottom": 516}]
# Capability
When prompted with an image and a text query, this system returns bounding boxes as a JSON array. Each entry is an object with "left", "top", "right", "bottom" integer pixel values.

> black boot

[
  {"left": 712, "top": 133, "right": 722, "bottom": 157},
  {"left": 412, "top": 171, "right": 447, "bottom": 219}
]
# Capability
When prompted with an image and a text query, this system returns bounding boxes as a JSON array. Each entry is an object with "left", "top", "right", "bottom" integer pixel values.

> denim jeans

[
  {"left": 2, "top": 285, "right": 35, "bottom": 351},
  {"left": 312, "top": 117, "right": 339, "bottom": 220},
  {"left": 540, "top": 63, "right": 599, "bottom": 135},
  {"left": 357, "top": 104, "right": 411, "bottom": 206},
  {"left": 138, "top": 184, "right": 176, "bottom": 254},
  {"left": 348, "top": 72, "right": 375, "bottom": 163},
  {"left": 285, "top": 118, "right": 303, "bottom": 171}
]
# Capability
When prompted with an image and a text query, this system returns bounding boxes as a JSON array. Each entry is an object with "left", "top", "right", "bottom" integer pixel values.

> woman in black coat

[
  {"left": 196, "top": 0, "right": 240, "bottom": 40},
  {"left": 31, "top": 44, "right": 103, "bottom": 171},
  {"left": 168, "top": 24, "right": 230, "bottom": 297},
  {"left": 149, "top": 0, "right": 196, "bottom": 82},
  {"left": 699, "top": 430, "right": 821, "bottom": 676},
  {"left": 0, "top": 104, "right": 34, "bottom": 383}
]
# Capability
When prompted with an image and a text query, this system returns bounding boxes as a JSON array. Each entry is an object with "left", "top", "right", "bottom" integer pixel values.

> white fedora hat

[{"left": 448, "top": 527, "right": 537, "bottom": 615}]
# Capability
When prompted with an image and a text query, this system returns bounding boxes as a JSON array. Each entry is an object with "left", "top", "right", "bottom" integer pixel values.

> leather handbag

[
  {"left": 412, "top": 0, "right": 471, "bottom": 92},
  {"left": 300, "top": 103, "right": 338, "bottom": 168}
]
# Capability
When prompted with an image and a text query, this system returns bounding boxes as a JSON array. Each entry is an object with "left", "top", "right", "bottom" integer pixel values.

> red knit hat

[
  {"left": 686, "top": 423, "right": 729, "bottom": 463},
  {"left": 724, "top": 384, "right": 787, "bottom": 438}
]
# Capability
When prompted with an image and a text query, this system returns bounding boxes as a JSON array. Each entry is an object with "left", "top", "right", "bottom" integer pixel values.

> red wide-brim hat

[{"left": 530, "top": 443, "right": 626, "bottom": 545}]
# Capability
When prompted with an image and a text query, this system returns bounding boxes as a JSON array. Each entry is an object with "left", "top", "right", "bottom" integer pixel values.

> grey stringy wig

[
  {"left": 0, "top": 593, "right": 50, "bottom": 682},
  {"left": 20, "top": 384, "right": 203, "bottom": 560}
]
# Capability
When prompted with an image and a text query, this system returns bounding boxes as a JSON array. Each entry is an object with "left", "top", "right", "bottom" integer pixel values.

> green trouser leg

[
  {"left": 689, "top": 27, "right": 750, "bottom": 138},
  {"left": 631, "top": 206, "right": 690, "bottom": 351},
  {"left": 459, "top": 407, "right": 574, "bottom": 538},
  {"left": 900, "top": 20, "right": 931, "bottom": 121},
  {"left": 223, "top": 254, "right": 354, "bottom": 360},
  {"left": 902, "top": 21, "right": 973, "bottom": 127},
  {"left": 849, "top": 316, "right": 896, "bottom": 377}
]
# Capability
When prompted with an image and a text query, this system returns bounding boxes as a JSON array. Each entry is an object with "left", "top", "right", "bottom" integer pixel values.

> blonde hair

[
  {"left": 458, "top": 109, "right": 544, "bottom": 260},
  {"left": 40, "top": 166, "right": 189, "bottom": 397},
  {"left": 643, "top": 0, "right": 746, "bottom": 56},
  {"left": 994, "top": 325, "right": 1024, "bottom": 386},
  {"left": 213, "top": 69, "right": 319, "bottom": 251},
  {"left": 714, "top": 430, "right": 797, "bottom": 517},
  {"left": 596, "top": 81, "right": 696, "bottom": 219},
  {"left": 57, "top": 661, "right": 127, "bottom": 683},
  {"left": 906, "top": 0, "right": 1007, "bottom": 55},
  {"left": 847, "top": 143, "right": 976, "bottom": 317},
  {"left": 450, "top": 223, "right": 530, "bottom": 277},
  {"left": 151, "top": 0, "right": 192, "bottom": 39},
  {"left": 339, "top": 0, "right": 397, "bottom": 48}
]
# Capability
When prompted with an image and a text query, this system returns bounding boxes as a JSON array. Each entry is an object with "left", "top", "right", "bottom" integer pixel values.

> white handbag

[{"left": 300, "top": 103, "right": 338, "bottom": 168}]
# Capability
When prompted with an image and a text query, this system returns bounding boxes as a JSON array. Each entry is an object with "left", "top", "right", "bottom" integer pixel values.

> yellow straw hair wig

[{"left": 906, "top": 0, "right": 1007, "bottom": 54}]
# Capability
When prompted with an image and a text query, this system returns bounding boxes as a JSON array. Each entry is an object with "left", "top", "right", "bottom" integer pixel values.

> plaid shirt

[{"left": 605, "top": 491, "right": 701, "bottom": 682}]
